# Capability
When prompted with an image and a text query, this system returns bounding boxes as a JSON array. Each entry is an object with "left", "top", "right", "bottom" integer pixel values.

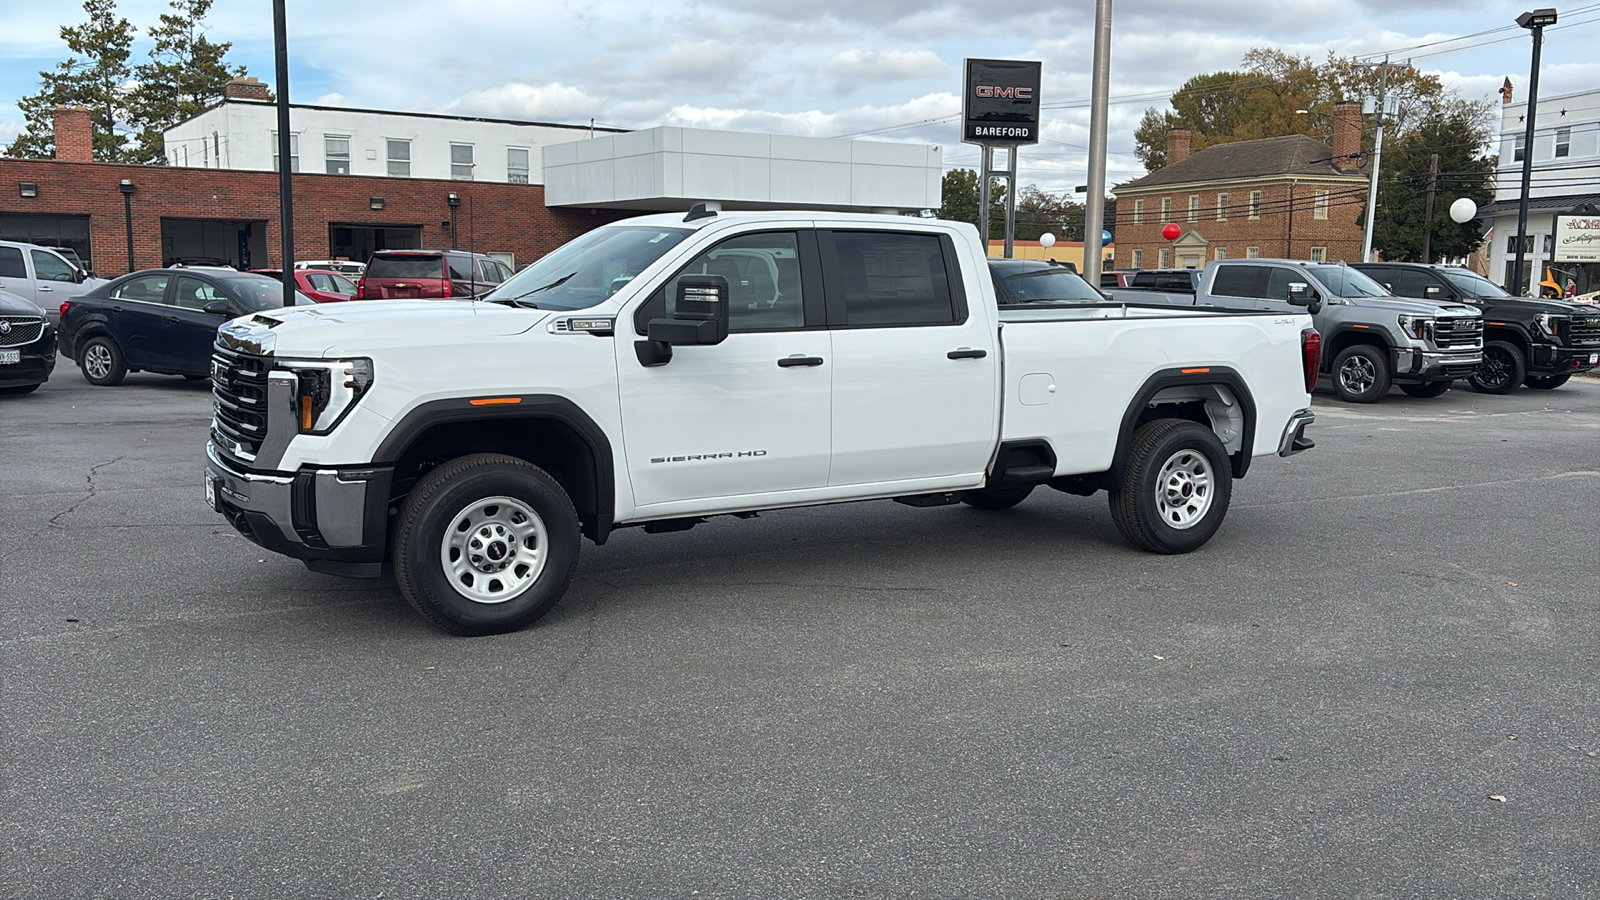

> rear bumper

[
  {"left": 1530, "top": 344, "right": 1600, "bottom": 374},
  {"left": 206, "top": 441, "right": 392, "bottom": 577},
  {"left": 1277, "top": 408, "right": 1316, "bottom": 457},
  {"left": 1393, "top": 347, "right": 1481, "bottom": 381}
]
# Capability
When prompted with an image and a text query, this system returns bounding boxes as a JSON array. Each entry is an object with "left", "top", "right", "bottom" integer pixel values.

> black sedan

[
  {"left": 0, "top": 288, "right": 56, "bottom": 395},
  {"left": 59, "top": 269, "right": 311, "bottom": 386},
  {"left": 988, "top": 258, "right": 1109, "bottom": 305}
]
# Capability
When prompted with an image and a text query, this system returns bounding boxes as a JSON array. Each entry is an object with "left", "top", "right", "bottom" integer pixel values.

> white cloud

[
  {"left": 827, "top": 49, "right": 949, "bottom": 83},
  {"left": 444, "top": 82, "right": 606, "bottom": 122}
]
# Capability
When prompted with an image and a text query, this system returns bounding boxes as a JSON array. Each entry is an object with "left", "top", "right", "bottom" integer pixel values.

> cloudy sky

[{"left": 3, "top": 0, "right": 1598, "bottom": 192}]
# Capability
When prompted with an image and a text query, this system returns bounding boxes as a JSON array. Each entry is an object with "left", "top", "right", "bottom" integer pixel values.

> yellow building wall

[{"left": 987, "top": 240, "right": 1114, "bottom": 269}]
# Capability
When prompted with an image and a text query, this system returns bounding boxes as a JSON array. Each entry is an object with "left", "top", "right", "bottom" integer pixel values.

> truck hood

[
  {"left": 218, "top": 299, "right": 548, "bottom": 357},
  {"left": 1475, "top": 296, "right": 1588, "bottom": 315},
  {"left": 1344, "top": 295, "right": 1480, "bottom": 316}
]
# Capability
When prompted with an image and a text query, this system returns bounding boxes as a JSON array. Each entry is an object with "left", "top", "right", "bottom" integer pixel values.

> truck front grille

[
  {"left": 0, "top": 316, "right": 44, "bottom": 348},
  {"left": 211, "top": 342, "right": 272, "bottom": 460},
  {"left": 1568, "top": 314, "right": 1600, "bottom": 347},
  {"left": 1433, "top": 315, "right": 1483, "bottom": 350}
]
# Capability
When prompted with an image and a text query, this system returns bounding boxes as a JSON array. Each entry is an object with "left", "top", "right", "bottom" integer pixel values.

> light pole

[
  {"left": 1360, "top": 57, "right": 1396, "bottom": 263},
  {"left": 1082, "top": 0, "right": 1114, "bottom": 286},
  {"left": 272, "top": 0, "right": 295, "bottom": 309},
  {"left": 118, "top": 179, "right": 135, "bottom": 273},
  {"left": 1510, "top": 8, "right": 1557, "bottom": 296}
]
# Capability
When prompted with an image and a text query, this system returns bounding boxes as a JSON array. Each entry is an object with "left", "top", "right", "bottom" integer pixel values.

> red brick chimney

[
  {"left": 53, "top": 105, "right": 94, "bottom": 162},
  {"left": 223, "top": 76, "right": 270, "bottom": 102},
  {"left": 1166, "top": 128, "right": 1191, "bottom": 165},
  {"left": 1331, "top": 102, "right": 1363, "bottom": 172}
]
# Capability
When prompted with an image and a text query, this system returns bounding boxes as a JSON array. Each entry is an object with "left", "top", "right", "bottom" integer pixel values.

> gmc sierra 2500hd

[{"left": 206, "top": 211, "right": 1320, "bottom": 635}]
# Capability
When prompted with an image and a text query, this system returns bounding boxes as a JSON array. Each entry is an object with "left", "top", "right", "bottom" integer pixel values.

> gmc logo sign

[{"left": 975, "top": 86, "right": 1033, "bottom": 100}]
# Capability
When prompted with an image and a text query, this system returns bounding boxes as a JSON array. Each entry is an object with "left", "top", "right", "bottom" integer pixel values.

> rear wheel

[
  {"left": 1468, "top": 340, "right": 1526, "bottom": 394},
  {"left": 1331, "top": 344, "right": 1391, "bottom": 403},
  {"left": 1524, "top": 373, "right": 1570, "bottom": 390},
  {"left": 959, "top": 485, "right": 1034, "bottom": 510},
  {"left": 393, "top": 453, "right": 581, "bottom": 636},
  {"left": 79, "top": 337, "right": 126, "bottom": 386},
  {"left": 1108, "top": 419, "right": 1232, "bottom": 554},
  {"left": 1399, "top": 381, "right": 1451, "bottom": 398}
]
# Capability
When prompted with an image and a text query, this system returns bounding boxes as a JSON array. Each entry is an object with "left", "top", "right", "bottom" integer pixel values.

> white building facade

[{"left": 1484, "top": 87, "right": 1600, "bottom": 295}]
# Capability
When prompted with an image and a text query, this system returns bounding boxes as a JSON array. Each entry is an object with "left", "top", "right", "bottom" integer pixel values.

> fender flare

[{"left": 1112, "top": 366, "right": 1258, "bottom": 482}]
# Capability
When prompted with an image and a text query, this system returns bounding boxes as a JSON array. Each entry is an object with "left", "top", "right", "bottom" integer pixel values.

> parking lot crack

[{"left": 47, "top": 455, "right": 125, "bottom": 529}]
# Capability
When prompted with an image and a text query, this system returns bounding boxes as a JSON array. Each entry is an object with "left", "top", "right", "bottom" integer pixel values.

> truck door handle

[
  {"left": 36, "top": 285, "right": 54, "bottom": 292},
  {"left": 777, "top": 355, "right": 824, "bottom": 368},
  {"left": 947, "top": 348, "right": 987, "bottom": 360},
  {"left": 110, "top": 305, "right": 122, "bottom": 314}
]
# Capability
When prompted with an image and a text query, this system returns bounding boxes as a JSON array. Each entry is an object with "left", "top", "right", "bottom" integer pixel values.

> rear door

[
  {"left": 820, "top": 228, "right": 998, "bottom": 488},
  {"left": 0, "top": 246, "right": 31, "bottom": 304}
]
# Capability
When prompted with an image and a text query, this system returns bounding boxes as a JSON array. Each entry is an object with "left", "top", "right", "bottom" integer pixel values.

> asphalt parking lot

[{"left": 3, "top": 367, "right": 1598, "bottom": 898}]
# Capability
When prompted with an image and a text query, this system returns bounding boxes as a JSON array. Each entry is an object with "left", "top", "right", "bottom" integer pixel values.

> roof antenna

[{"left": 684, "top": 202, "right": 719, "bottom": 223}]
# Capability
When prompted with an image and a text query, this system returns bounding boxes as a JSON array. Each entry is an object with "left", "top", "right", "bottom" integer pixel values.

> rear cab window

[
  {"left": 819, "top": 230, "right": 964, "bottom": 327},
  {"left": 367, "top": 255, "right": 445, "bottom": 280}
]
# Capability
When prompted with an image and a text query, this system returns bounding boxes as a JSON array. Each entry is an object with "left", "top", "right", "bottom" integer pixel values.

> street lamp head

[
  {"left": 118, "top": 179, "right": 135, "bottom": 195},
  {"left": 1517, "top": 8, "right": 1557, "bottom": 28},
  {"left": 446, "top": 191, "right": 460, "bottom": 208}
]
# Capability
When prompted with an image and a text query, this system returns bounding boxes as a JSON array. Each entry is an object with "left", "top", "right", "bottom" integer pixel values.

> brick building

[{"left": 1113, "top": 103, "right": 1370, "bottom": 269}]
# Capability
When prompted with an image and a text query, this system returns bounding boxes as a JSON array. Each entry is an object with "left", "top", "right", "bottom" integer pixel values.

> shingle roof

[
  {"left": 1478, "top": 193, "right": 1600, "bottom": 217},
  {"left": 1116, "top": 135, "right": 1365, "bottom": 192}
]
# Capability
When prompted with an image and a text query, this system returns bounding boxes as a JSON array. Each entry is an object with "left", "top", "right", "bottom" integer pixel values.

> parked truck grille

[
  {"left": 1569, "top": 314, "right": 1600, "bottom": 347},
  {"left": 1433, "top": 315, "right": 1483, "bottom": 350},
  {"left": 0, "top": 315, "right": 44, "bottom": 347},
  {"left": 211, "top": 342, "right": 273, "bottom": 459}
]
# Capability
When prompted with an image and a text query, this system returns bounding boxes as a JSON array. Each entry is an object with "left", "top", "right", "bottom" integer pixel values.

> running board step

[
  {"left": 996, "top": 464, "right": 1053, "bottom": 484},
  {"left": 893, "top": 492, "right": 960, "bottom": 507}
]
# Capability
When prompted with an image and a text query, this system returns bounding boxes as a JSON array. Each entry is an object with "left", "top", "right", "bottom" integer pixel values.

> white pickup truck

[{"left": 205, "top": 211, "right": 1320, "bottom": 635}]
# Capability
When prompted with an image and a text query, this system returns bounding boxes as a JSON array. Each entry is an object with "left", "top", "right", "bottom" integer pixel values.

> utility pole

[
  {"left": 1082, "top": 0, "right": 1114, "bottom": 285},
  {"left": 1511, "top": 9, "right": 1557, "bottom": 296},
  {"left": 1421, "top": 152, "right": 1439, "bottom": 263},
  {"left": 1360, "top": 57, "right": 1392, "bottom": 263}
]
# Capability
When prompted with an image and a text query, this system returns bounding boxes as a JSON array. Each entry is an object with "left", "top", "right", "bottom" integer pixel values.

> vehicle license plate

[
  {"left": 0, "top": 349, "right": 18, "bottom": 365},
  {"left": 1590, "top": 353, "right": 1598, "bottom": 364},
  {"left": 205, "top": 475, "right": 217, "bottom": 511}
]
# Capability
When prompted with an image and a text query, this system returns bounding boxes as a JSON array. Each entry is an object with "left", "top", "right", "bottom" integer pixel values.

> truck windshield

[
  {"left": 490, "top": 225, "right": 693, "bottom": 311},
  {"left": 1308, "top": 265, "right": 1389, "bottom": 298},
  {"left": 1440, "top": 269, "right": 1512, "bottom": 299},
  {"left": 995, "top": 266, "right": 1105, "bottom": 303}
]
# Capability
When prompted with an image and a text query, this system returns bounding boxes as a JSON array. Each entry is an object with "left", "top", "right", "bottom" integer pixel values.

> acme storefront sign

[{"left": 1553, "top": 215, "right": 1600, "bottom": 263}]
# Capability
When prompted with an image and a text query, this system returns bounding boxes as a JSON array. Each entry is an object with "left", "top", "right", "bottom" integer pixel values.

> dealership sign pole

[{"left": 963, "top": 59, "right": 1041, "bottom": 259}]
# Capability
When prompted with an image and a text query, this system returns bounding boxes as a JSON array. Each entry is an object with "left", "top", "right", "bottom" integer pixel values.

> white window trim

[
  {"left": 1309, "top": 246, "right": 1326, "bottom": 263},
  {"left": 385, "top": 138, "right": 411, "bottom": 177},
  {"left": 1248, "top": 191, "right": 1262, "bottom": 220},
  {"left": 1314, "top": 190, "right": 1329, "bottom": 220},
  {"left": 1246, "top": 246, "right": 1260, "bottom": 258},
  {"left": 1216, "top": 193, "right": 1228, "bottom": 221},
  {"left": 324, "top": 134, "right": 351, "bottom": 175},
  {"left": 1133, "top": 199, "right": 1145, "bottom": 225},
  {"left": 507, "top": 146, "right": 531, "bottom": 184},
  {"left": 450, "top": 142, "right": 475, "bottom": 181},
  {"left": 271, "top": 131, "right": 300, "bottom": 173}
]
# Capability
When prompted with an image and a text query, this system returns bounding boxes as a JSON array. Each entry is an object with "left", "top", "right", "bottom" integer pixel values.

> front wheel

[
  {"left": 1467, "top": 340, "right": 1526, "bottom": 394},
  {"left": 959, "top": 485, "right": 1034, "bottom": 510},
  {"left": 393, "top": 453, "right": 581, "bottom": 636},
  {"left": 1331, "top": 344, "right": 1391, "bottom": 403},
  {"left": 1399, "top": 381, "right": 1452, "bottom": 398},
  {"left": 1524, "top": 373, "right": 1570, "bottom": 390},
  {"left": 1108, "top": 419, "right": 1232, "bottom": 554}
]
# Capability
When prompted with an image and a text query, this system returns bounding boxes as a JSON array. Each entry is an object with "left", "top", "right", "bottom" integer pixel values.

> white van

[{"left": 0, "top": 241, "right": 110, "bottom": 327}]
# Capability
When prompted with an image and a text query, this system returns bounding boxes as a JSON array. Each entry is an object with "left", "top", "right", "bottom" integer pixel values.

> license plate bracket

[
  {"left": 205, "top": 474, "right": 217, "bottom": 512},
  {"left": 0, "top": 349, "right": 19, "bottom": 365}
]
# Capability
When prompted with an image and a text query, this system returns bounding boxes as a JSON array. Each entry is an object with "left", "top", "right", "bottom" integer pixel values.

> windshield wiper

[{"left": 502, "top": 271, "right": 576, "bottom": 306}]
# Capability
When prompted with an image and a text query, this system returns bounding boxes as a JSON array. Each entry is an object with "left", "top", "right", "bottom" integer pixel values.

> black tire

[
  {"left": 1399, "top": 381, "right": 1451, "bottom": 398},
  {"left": 1331, "top": 344, "right": 1391, "bottom": 403},
  {"left": 1467, "top": 340, "right": 1526, "bottom": 394},
  {"left": 1108, "top": 418, "right": 1233, "bottom": 554},
  {"left": 393, "top": 453, "right": 581, "bottom": 636},
  {"left": 959, "top": 485, "right": 1034, "bottom": 510},
  {"left": 78, "top": 336, "right": 126, "bottom": 386},
  {"left": 1524, "top": 373, "right": 1570, "bottom": 390},
  {"left": 0, "top": 383, "right": 41, "bottom": 395}
]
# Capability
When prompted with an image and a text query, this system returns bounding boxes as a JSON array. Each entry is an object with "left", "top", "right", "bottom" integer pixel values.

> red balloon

[{"left": 1161, "top": 223, "right": 1181, "bottom": 240}]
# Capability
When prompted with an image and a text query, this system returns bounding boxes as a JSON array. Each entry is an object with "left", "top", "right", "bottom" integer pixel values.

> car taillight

[
  {"left": 60, "top": 301, "right": 71, "bottom": 321},
  {"left": 1302, "top": 328, "right": 1321, "bottom": 393},
  {"left": 356, "top": 278, "right": 366, "bottom": 300},
  {"left": 442, "top": 278, "right": 452, "bottom": 298}
]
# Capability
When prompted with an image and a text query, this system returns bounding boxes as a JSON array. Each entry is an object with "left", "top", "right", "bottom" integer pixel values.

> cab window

[
  {"left": 111, "top": 273, "right": 172, "bottom": 304},
  {"left": 635, "top": 232, "right": 808, "bottom": 333}
]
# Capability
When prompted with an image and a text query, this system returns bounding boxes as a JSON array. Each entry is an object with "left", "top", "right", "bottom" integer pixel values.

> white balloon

[
  {"left": 1449, "top": 198, "right": 1478, "bottom": 224},
  {"left": 1039, "top": 232, "right": 1056, "bottom": 249}
]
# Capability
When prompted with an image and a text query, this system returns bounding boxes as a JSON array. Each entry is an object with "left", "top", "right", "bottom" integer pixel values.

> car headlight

[
  {"left": 1397, "top": 314, "right": 1436, "bottom": 342},
  {"left": 280, "top": 358, "right": 374, "bottom": 434},
  {"left": 1533, "top": 313, "right": 1566, "bottom": 337}
]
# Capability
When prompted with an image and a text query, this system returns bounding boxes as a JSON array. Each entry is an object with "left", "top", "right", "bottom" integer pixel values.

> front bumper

[
  {"left": 0, "top": 331, "right": 57, "bottom": 388},
  {"left": 1529, "top": 344, "right": 1600, "bottom": 374},
  {"left": 1392, "top": 346, "right": 1481, "bottom": 381},
  {"left": 1278, "top": 408, "right": 1315, "bottom": 457},
  {"left": 206, "top": 441, "right": 392, "bottom": 577}
]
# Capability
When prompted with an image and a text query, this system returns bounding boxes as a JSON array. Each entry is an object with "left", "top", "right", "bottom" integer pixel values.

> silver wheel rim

[
  {"left": 440, "top": 495, "right": 549, "bottom": 604},
  {"left": 1339, "top": 355, "right": 1375, "bottom": 395},
  {"left": 84, "top": 344, "right": 111, "bottom": 380},
  {"left": 1155, "top": 448, "right": 1213, "bottom": 530}
]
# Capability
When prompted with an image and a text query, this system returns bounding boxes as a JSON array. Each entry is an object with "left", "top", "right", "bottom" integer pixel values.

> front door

[
  {"left": 168, "top": 276, "right": 231, "bottom": 374},
  {"left": 106, "top": 272, "right": 174, "bottom": 369},
  {"left": 819, "top": 229, "right": 999, "bottom": 487},
  {"left": 615, "top": 230, "right": 832, "bottom": 512}
]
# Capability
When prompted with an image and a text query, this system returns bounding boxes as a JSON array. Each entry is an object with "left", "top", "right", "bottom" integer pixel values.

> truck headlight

[
  {"left": 281, "top": 358, "right": 374, "bottom": 434},
  {"left": 1533, "top": 313, "right": 1566, "bottom": 338},
  {"left": 1397, "top": 314, "right": 1436, "bottom": 342}
]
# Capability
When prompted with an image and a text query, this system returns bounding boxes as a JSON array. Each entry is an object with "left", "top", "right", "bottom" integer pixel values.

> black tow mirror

[
  {"left": 636, "top": 274, "right": 731, "bottom": 367},
  {"left": 1288, "top": 281, "right": 1323, "bottom": 315},
  {"left": 202, "top": 300, "right": 230, "bottom": 316}
]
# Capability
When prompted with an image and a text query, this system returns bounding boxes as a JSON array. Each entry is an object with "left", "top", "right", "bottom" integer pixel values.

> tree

[
  {"left": 1371, "top": 102, "right": 1496, "bottom": 262},
  {"left": 127, "top": 0, "right": 248, "bottom": 163},
  {"left": 6, "top": 0, "right": 137, "bottom": 160},
  {"left": 937, "top": 169, "right": 1008, "bottom": 240}
]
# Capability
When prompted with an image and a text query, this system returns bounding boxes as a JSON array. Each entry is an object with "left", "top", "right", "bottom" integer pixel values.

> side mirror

[
  {"left": 636, "top": 275, "right": 731, "bottom": 367},
  {"left": 1288, "top": 282, "right": 1323, "bottom": 315},
  {"left": 202, "top": 300, "right": 230, "bottom": 316},
  {"left": 1423, "top": 284, "right": 1443, "bottom": 299}
]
